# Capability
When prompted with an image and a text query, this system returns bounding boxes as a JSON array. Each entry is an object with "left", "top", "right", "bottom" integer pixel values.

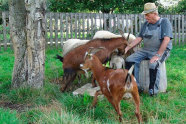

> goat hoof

[
  {"left": 92, "top": 85, "right": 97, "bottom": 88},
  {"left": 119, "top": 116, "right": 122, "bottom": 122},
  {"left": 91, "top": 84, "right": 97, "bottom": 88}
]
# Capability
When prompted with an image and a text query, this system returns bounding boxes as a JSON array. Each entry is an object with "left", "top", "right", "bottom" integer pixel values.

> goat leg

[
  {"left": 92, "top": 90, "right": 102, "bottom": 107},
  {"left": 131, "top": 85, "right": 142, "bottom": 124},
  {"left": 60, "top": 73, "right": 76, "bottom": 92},
  {"left": 60, "top": 75, "right": 68, "bottom": 92},
  {"left": 91, "top": 75, "right": 97, "bottom": 87}
]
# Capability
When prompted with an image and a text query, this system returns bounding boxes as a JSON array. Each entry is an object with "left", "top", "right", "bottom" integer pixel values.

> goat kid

[
  {"left": 109, "top": 50, "right": 125, "bottom": 69},
  {"left": 80, "top": 48, "right": 142, "bottom": 123}
]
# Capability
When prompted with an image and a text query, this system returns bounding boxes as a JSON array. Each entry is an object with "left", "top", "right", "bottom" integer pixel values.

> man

[{"left": 125, "top": 3, "right": 173, "bottom": 96}]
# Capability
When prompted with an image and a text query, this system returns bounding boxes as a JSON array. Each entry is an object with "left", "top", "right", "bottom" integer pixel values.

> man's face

[{"left": 145, "top": 13, "right": 156, "bottom": 24}]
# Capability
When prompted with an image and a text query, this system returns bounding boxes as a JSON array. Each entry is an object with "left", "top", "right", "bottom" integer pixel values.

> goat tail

[
  {"left": 125, "top": 64, "right": 134, "bottom": 83},
  {"left": 56, "top": 54, "right": 63, "bottom": 62}
]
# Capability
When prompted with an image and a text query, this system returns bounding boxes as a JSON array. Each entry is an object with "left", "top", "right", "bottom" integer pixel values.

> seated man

[{"left": 125, "top": 2, "right": 173, "bottom": 96}]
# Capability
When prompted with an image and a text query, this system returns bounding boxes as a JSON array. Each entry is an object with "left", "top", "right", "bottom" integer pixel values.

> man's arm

[{"left": 125, "top": 37, "right": 142, "bottom": 54}]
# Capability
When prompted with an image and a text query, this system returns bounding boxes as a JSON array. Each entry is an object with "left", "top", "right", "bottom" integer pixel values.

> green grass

[{"left": 0, "top": 45, "right": 186, "bottom": 124}]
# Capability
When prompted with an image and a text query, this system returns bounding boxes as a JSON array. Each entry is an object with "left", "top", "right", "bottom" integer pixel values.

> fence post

[
  {"left": 60, "top": 13, "right": 64, "bottom": 48},
  {"left": 182, "top": 15, "right": 184, "bottom": 45},
  {"left": 2, "top": 12, "right": 7, "bottom": 50}
]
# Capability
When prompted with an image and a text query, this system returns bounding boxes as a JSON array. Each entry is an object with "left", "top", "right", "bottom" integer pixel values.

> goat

[
  {"left": 80, "top": 47, "right": 142, "bottom": 123},
  {"left": 56, "top": 30, "right": 129, "bottom": 92},
  {"left": 109, "top": 49, "right": 125, "bottom": 69}
]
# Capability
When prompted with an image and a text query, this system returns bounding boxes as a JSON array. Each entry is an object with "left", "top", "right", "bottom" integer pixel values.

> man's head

[{"left": 142, "top": 3, "right": 160, "bottom": 24}]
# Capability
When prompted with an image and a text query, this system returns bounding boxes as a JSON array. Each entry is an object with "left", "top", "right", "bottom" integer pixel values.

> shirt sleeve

[{"left": 161, "top": 18, "right": 173, "bottom": 40}]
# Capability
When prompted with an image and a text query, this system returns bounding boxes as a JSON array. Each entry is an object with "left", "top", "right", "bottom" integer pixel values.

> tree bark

[{"left": 9, "top": 0, "right": 46, "bottom": 88}]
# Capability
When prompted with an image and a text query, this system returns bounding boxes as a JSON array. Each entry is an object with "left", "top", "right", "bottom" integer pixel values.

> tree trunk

[{"left": 9, "top": 0, "right": 46, "bottom": 88}]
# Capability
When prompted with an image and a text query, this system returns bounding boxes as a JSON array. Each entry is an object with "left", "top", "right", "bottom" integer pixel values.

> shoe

[{"left": 149, "top": 89, "right": 154, "bottom": 96}]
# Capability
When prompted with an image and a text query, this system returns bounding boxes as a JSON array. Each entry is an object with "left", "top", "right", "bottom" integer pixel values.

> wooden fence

[{"left": 0, "top": 12, "right": 185, "bottom": 51}]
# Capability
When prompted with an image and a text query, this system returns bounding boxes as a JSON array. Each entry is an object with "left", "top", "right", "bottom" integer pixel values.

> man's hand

[
  {"left": 125, "top": 46, "right": 131, "bottom": 54},
  {"left": 150, "top": 55, "right": 160, "bottom": 63}
]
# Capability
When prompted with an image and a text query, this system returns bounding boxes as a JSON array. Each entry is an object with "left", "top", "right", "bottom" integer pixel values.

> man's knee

[
  {"left": 126, "top": 55, "right": 135, "bottom": 62},
  {"left": 149, "top": 61, "right": 159, "bottom": 70}
]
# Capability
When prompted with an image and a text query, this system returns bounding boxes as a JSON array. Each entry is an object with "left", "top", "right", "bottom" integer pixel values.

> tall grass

[{"left": 0, "top": 45, "right": 185, "bottom": 124}]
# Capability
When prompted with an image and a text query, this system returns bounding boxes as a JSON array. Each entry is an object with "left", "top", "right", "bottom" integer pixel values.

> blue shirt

[{"left": 139, "top": 18, "right": 173, "bottom": 50}]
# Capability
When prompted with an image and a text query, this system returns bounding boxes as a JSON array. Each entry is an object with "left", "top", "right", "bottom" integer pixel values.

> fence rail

[{"left": 0, "top": 12, "right": 185, "bottom": 51}]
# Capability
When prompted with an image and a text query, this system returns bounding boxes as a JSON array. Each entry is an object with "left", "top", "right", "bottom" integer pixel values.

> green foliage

[
  {"left": 0, "top": 0, "right": 9, "bottom": 11},
  {"left": 0, "top": 108, "right": 21, "bottom": 124},
  {"left": 47, "top": 0, "right": 87, "bottom": 12},
  {"left": 158, "top": 0, "right": 186, "bottom": 14}
]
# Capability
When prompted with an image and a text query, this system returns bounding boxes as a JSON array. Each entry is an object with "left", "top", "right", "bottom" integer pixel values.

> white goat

[{"left": 110, "top": 55, "right": 125, "bottom": 69}]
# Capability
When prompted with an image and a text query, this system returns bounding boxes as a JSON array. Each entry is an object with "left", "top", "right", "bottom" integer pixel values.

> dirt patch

[{"left": 0, "top": 101, "right": 32, "bottom": 112}]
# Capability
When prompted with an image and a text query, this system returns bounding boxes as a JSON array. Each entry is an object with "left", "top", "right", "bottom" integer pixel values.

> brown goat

[
  {"left": 80, "top": 48, "right": 142, "bottom": 123},
  {"left": 56, "top": 33, "right": 129, "bottom": 92}
]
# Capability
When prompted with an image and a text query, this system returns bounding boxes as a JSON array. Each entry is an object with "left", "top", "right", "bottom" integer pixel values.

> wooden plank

[
  {"left": 126, "top": 14, "right": 129, "bottom": 33},
  {"left": 87, "top": 13, "right": 90, "bottom": 39},
  {"left": 77, "top": 13, "right": 80, "bottom": 39},
  {"left": 74, "top": 13, "right": 77, "bottom": 39},
  {"left": 60, "top": 13, "right": 64, "bottom": 47},
  {"left": 7, "top": 12, "right": 13, "bottom": 50},
  {"left": 109, "top": 14, "right": 113, "bottom": 32},
  {"left": 45, "top": 13, "right": 48, "bottom": 47},
  {"left": 116, "top": 14, "right": 119, "bottom": 30},
  {"left": 182, "top": 15, "right": 184, "bottom": 45},
  {"left": 65, "top": 13, "right": 69, "bottom": 40},
  {"left": 94, "top": 13, "right": 96, "bottom": 33},
  {"left": 64, "top": 13, "right": 67, "bottom": 41},
  {"left": 70, "top": 13, "right": 73, "bottom": 38},
  {"left": 91, "top": 13, "right": 93, "bottom": 37},
  {"left": 54, "top": 13, "right": 58, "bottom": 48},
  {"left": 135, "top": 14, "right": 138, "bottom": 36},
  {"left": 174, "top": 15, "right": 177, "bottom": 45},
  {"left": 101, "top": 13, "right": 104, "bottom": 30},
  {"left": 178, "top": 15, "right": 181, "bottom": 45},
  {"left": 121, "top": 14, "right": 124, "bottom": 32},
  {"left": 2, "top": 12, "right": 7, "bottom": 50},
  {"left": 113, "top": 14, "right": 116, "bottom": 32},
  {"left": 99, "top": 13, "right": 102, "bottom": 30},
  {"left": 82, "top": 13, "right": 85, "bottom": 39},
  {"left": 49, "top": 12, "right": 53, "bottom": 46},
  {"left": 130, "top": 14, "right": 134, "bottom": 34},
  {"left": 139, "top": 14, "right": 142, "bottom": 32}
]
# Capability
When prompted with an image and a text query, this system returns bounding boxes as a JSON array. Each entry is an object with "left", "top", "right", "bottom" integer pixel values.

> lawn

[{"left": 0, "top": 45, "right": 185, "bottom": 124}]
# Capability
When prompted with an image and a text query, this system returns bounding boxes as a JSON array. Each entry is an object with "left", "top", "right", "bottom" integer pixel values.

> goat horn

[{"left": 126, "top": 33, "right": 130, "bottom": 41}]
